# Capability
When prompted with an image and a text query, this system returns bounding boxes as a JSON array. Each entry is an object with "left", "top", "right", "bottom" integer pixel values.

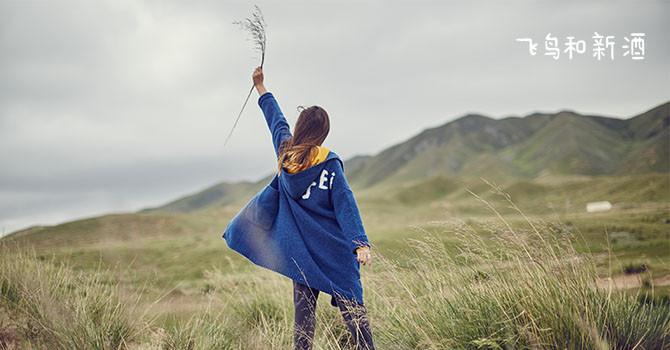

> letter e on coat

[{"left": 318, "top": 170, "right": 329, "bottom": 190}]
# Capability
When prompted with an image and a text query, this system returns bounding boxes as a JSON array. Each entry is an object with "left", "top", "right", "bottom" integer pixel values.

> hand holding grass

[{"left": 252, "top": 66, "right": 267, "bottom": 95}]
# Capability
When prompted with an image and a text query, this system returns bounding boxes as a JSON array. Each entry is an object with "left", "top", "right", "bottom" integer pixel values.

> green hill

[
  {"left": 348, "top": 102, "right": 668, "bottom": 187},
  {"left": 501, "top": 111, "right": 628, "bottom": 176},
  {"left": 141, "top": 178, "right": 269, "bottom": 212},
  {"left": 142, "top": 101, "right": 668, "bottom": 213}
]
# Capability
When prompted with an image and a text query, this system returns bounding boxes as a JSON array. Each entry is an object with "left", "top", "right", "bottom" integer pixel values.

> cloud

[{"left": 0, "top": 0, "right": 667, "bottom": 233}]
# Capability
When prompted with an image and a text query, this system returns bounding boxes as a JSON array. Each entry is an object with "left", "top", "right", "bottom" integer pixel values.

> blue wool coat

[{"left": 222, "top": 92, "right": 371, "bottom": 307}]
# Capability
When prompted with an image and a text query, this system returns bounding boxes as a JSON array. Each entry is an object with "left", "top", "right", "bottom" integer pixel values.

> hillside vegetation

[
  {"left": 2, "top": 101, "right": 669, "bottom": 349},
  {"left": 2, "top": 192, "right": 668, "bottom": 348}
]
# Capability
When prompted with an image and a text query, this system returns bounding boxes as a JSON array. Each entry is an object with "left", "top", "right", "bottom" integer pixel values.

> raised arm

[{"left": 253, "top": 67, "right": 291, "bottom": 158}]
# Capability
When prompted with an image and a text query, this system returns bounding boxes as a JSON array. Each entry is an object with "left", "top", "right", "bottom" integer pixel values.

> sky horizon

[{"left": 1, "top": 1, "right": 668, "bottom": 235}]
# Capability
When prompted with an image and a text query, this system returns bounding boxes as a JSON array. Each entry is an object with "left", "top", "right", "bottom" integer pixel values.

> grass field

[{"left": 1, "top": 174, "right": 668, "bottom": 348}]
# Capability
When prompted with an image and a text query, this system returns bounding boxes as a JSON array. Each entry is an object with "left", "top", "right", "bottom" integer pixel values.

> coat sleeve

[
  {"left": 330, "top": 160, "right": 371, "bottom": 255},
  {"left": 258, "top": 92, "right": 292, "bottom": 159}
]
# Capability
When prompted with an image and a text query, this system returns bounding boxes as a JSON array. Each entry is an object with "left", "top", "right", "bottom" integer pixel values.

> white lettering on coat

[
  {"left": 302, "top": 181, "right": 317, "bottom": 199},
  {"left": 301, "top": 169, "right": 336, "bottom": 200},
  {"left": 318, "top": 169, "right": 329, "bottom": 190}
]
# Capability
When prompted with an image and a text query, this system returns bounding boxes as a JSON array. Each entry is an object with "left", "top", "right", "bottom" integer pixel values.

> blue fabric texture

[{"left": 222, "top": 92, "right": 371, "bottom": 307}]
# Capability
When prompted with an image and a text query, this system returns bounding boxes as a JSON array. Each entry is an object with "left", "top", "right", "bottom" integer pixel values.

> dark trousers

[{"left": 293, "top": 280, "right": 375, "bottom": 350}]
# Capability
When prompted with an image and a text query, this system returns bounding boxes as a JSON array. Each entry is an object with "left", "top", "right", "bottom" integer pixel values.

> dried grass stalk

[{"left": 225, "top": 5, "right": 267, "bottom": 147}]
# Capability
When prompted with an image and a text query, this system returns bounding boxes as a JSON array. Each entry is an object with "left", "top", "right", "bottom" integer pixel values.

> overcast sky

[{"left": 1, "top": 0, "right": 668, "bottom": 235}]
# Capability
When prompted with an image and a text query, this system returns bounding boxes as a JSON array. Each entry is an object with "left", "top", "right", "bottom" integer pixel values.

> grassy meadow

[{"left": 1, "top": 173, "right": 669, "bottom": 349}]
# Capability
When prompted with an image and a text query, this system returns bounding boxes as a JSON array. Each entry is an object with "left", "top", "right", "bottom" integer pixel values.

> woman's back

[
  {"left": 223, "top": 90, "right": 371, "bottom": 306},
  {"left": 223, "top": 66, "right": 375, "bottom": 349}
]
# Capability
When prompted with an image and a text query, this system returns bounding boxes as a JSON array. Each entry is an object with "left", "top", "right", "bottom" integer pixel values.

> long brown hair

[{"left": 277, "top": 105, "right": 330, "bottom": 174}]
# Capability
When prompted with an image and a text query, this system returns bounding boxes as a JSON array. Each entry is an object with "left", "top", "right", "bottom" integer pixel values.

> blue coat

[{"left": 222, "top": 92, "right": 371, "bottom": 307}]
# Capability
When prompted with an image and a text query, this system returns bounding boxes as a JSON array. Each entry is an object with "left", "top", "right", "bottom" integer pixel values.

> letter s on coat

[{"left": 302, "top": 181, "right": 317, "bottom": 199}]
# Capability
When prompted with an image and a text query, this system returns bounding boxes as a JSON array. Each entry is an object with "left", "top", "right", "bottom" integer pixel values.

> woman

[{"left": 222, "top": 67, "right": 375, "bottom": 350}]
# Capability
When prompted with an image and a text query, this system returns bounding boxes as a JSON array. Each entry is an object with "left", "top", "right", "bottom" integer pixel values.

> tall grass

[
  {"left": 1, "top": 178, "right": 668, "bottom": 349},
  {"left": 365, "top": 221, "right": 667, "bottom": 349},
  {"left": 161, "top": 310, "right": 236, "bottom": 350},
  {"left": 187, "top": 178, "right": 669, "bottom": 349},
  {"left": 0, "top": 245, "right": 146, "bottom": 349},
  {"left": 358, "top": 178, "right": 669, "bottom": 349}
]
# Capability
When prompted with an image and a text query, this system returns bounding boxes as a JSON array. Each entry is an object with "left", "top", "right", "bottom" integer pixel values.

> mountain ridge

[{"left": 142, "top": 100, "right": 669, "bottom": 213}]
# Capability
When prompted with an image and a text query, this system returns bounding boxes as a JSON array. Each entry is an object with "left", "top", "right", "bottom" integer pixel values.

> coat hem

[{"left": 223, "top": 216, "right": 364, "bottom": 308}]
